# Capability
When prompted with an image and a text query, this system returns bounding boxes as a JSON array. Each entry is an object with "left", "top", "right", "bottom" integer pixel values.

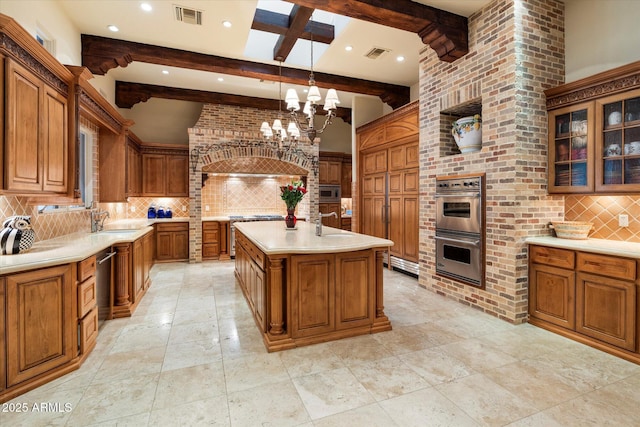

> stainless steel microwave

[{"left": 319, "top": 185, "right": 341, "bottom": 203}]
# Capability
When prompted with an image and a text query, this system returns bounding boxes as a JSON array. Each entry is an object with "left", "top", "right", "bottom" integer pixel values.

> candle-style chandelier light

[
  {"left": 284, "top": 26, "right": 340, "bottom": 143},
  {"left": 260, "top": 62, "right": 300, "bottom": 148},
  {"left": 261, "top": 19, "right": 340, "bottom": 145}
]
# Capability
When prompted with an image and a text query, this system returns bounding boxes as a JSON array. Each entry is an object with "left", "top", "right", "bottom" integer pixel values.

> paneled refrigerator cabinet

[{"left": 357, "top": 102, "right": 419, "bottom": 274}]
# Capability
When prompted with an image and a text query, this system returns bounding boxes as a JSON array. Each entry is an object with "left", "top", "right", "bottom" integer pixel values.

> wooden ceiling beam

[
  {"left": 273, "top": 5, "right": 315, "bottom": 62},
  {"left": 284, "top": 0, "right": 468, "bottom": 62},
  {"left": 252, "top": 8, "right": 334, "bottom": 46},
  {"left": 81, "top": 34, "right": 410, "bottom": 109},
  {"left": 115, "top": 81, "right": 353, "bottom": 124}
]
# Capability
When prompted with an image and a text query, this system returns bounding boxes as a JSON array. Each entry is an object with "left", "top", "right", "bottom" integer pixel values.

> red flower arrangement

[{"left": 280, "top": 180, "right": 307, "bottom": 209}]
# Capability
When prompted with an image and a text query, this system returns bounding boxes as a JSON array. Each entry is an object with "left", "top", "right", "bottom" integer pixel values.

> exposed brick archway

[{"left": 187, "top": 104, "right": 320, "bottom": 262}]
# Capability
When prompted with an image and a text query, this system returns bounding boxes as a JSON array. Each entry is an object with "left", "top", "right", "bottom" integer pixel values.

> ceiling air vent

[
  {"left": 364, "top": 47, "right": 390, "bottom": 59},
  {"left": 174, "top": 5, "right": 203, "bottom": 25}
]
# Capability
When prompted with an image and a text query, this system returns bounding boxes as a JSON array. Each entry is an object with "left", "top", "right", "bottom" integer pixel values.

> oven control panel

[{"left": 436, "top": 176, "right": 483, "bottom": 193}]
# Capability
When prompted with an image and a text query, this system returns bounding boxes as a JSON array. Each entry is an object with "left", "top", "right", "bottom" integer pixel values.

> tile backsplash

[
  {"left": 201, "top": 174, "right": 306, "bottom": 217},
  {"left": 565, "top": 195, "right": 640, "bottom": 241},
  {"left": 0, "top": 196, "right": 91, "bottom": 242},
  {"left": 104, "top": 197, "right": 190, "bottom": 221}
]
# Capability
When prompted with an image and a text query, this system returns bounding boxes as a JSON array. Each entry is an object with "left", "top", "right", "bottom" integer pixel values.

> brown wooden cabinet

[
  {"left": 319, "top": 160, "right": 341, "bottom": 185},
  {"left": 113, "top": 230, "right": 155, "bottom": 318},
  {"left": 361, "top": 173, "right": 386, "bottom": 239},
  {"left": 77, "top": 255, "right": 98, "bottom": 356},
  {"left": 4, "top": 58, "right": 68, "bottom": 193},
  {"left": 132, "top": 230, "right": 154, "bottom": 303},
  {"left": 5, "top": 265, "right": 76, "bottom": 387},
  {"left": 142, "top": 149, "right": 188, "bottom": 197},
  {"left": 357, "top": 102, "right": 419, "bottom": 266},
  {"left": 528, "top": 244, "right": 639, "bottom": 364},
  {"left": 341, "top": 160, "right": 352, "bottom": 198},
  {"left": 290, "top": 250, "right": 375, "bottom": 337},
  {"left": 341, "top": 217, "right": 352, "bottom": 231},
  {"left": 126, "top": 137, "right": 142, "bottom": 197},
  {"left": 202, "top": 221, "right": 220, "bottom": 259},
  {"left": 0, "top": 279, "right": 5, "bottom": 394},
  {"left": 234, "top": 231, "right": 267, "bottom": 331},
  {"left": 99, "top": 131, "right": 145, "bottom": 202},
  {"left": 320, "top": 203, "right": 341, "bottom": 228},
  {"left": 335, "top": 251, "right": 374, "bottom": 330},
  {"left": 545, "top": 61, "right": 640, "bottom": 194},
  {"left": 291, "top": 254, "right": 336, "bottom": 337},
  {"left": 529, "top": 246, "right": 576, "bottom": 329},
  {"left": 156, "top": 222, "right": 188, "bottom": 261}
]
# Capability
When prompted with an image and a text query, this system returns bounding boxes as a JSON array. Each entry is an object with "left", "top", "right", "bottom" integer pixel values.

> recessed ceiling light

[
  {"left": 162, "top": 70, "right": 169, "bottom": 75},
  {"left": 396, "top": 55, "right": 405, "bottom": 62},
  {"left": 217, "top": 77, "right": 224, "bottom": 82},
  {"left": 222, "top": 20, "right": 232, "bottom": 28},
  {"left": 140, "top": 3, "right": 152, "bottom": 12},
  {"left": 345, "top": 45, "right": 353, "bottom": 51},
  {"left": 107, "top": 25, "right": 119, "bottom": 32}
]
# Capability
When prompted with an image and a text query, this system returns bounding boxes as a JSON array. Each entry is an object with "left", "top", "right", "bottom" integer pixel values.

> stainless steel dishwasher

[{"left": 95, "top": 247, "right": 116, "bottom": 327}]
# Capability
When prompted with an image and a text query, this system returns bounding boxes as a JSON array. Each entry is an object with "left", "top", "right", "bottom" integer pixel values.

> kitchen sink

[
  {"left": 99, "top": 229, "right": 139, "bottom": 234},
  {"left": 323, "top": 233, "right": 354, "bottom": 238}
]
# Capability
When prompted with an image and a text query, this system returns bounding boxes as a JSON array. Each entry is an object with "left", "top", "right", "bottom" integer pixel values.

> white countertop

[
  {"left": 0, "top": 224, "right": 154, "bottom": 275},
  {"left": 526, "top": 236, "right": 640, "bottom": 259},
  {"left": 202, "top": 216, "right": 230, "bottom": 222},
  {"left": 233, "top": 221, "right": 393, "bottom": 255}
]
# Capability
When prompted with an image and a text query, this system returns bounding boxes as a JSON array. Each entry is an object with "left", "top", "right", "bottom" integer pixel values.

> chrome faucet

[
  {"left": 90, "top": 203, "right": 110, "bottom": 233},
  {"left": 316, "top": 211, "right": 338, "bottom": 236}
]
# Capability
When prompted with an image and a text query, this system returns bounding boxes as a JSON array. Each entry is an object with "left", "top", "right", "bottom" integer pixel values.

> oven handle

[
  {"left": 434, "top": 235, "right": 481, "bottom": 247},
  {"left": 435, "top": 193, "right": 480, "bottom": 198}
]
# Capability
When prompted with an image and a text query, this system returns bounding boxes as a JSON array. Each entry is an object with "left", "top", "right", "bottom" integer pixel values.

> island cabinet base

[{"left": 234, "top": 230, "right": 392, "bottom": 352}]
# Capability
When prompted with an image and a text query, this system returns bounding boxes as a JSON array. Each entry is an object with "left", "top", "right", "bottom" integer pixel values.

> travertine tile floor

[{"left": 3, "top": 261, "right": 640, "bottom": 426}]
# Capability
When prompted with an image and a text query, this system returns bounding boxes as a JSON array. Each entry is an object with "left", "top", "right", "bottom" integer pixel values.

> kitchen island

[{"left": 233, "top": 221, "right": 394, "bottom": 351}]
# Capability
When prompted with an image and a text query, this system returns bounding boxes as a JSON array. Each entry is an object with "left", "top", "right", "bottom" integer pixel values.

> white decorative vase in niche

[{"left": 451, "top": 114, "right": 482, "bottom": 153}]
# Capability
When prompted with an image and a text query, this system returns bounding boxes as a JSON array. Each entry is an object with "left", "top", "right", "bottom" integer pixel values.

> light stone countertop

[
  {"left": 525, "top": 236, "right": 640, "bottom": 259},
  {"left": 233, "top": 221, "right": 393, "bottom": 255},
  {"left": 202, "top": 216, "right": 230, "bottom": 222},
  {"left": 0, "top": 226, "right": 154, "bottom": 275}
]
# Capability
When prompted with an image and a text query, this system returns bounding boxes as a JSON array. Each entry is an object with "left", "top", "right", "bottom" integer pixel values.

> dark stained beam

[
  {"left": 252, "top": 8, "right": 334, "bottom": 45},
  {"left": 284, "top": 0, "right": 468, "bottom": 62},
  {"left": 273, "top": 5, "right": 315, "bottom": 62},
  {"left": 81, "top": 35, "right": 410, "bottom": 109},
  {"left": 115, "top": 81, "right": 353, "bottom": 124}
]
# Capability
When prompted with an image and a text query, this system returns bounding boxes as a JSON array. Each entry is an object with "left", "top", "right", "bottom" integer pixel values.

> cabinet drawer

[
  {"left": 203, "top": 230, "right": 219, "bottom": 244},
  {"left": 530, "top": 246, "right": 575, "bottom": 269},
  {"left": 77, "top": 276, "right": 97, "bottom": 318},
  {"left": 78, "top": 255, "right": 96, "bottom": 282},
  {"left": 577, "top": 252, "right": 636, "bottom": 281},
  {"left": 203, "top": 221, "right": 219, "bottom": 232},
  {"left": 79, "top": 306, "right": 98, "bottom": 354},
  {"left": 156, "top": 222, "right": 188, "bottom": 232}
]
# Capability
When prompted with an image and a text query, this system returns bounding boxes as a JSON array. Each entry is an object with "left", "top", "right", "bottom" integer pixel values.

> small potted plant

[{"left": 280, "top": 180, "right": 307, "bottom": 228}]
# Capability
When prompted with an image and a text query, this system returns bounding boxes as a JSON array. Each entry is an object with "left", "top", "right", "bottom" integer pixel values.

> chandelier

[
  {"left": 285, "top": 24, "right": 340, "bottom": 144},
  {"left": 260, "top": 62, "right": 300, "bottom": 149}
]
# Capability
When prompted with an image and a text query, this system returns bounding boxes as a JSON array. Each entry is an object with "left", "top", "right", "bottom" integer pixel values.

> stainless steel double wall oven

[{"left": 435, "top": 174, "right": 485, "bottom": 288}]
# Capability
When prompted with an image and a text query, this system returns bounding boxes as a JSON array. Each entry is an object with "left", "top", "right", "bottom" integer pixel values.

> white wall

[
  {"left": 0, "top": 0, "right": 80, "bottom": 66},
  {"left": 565, "top": 0, "right": 640, "bottom": 82}
]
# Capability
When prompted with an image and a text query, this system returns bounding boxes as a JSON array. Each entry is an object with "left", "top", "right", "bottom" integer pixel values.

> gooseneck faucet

[
  {"left": 90, "top": 202, "right": 110, "bottom": 233},
  {"left": 316, "top": 211, "right": 337, "bottom": 236}
]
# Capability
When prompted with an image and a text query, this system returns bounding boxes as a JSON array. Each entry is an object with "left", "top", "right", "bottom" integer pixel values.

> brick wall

[
  {"left": 189, "top": 104, "right": 319, "bottom": 262},
  {"left": 418, "top": 0, "right": 565, "bottom": 323}
]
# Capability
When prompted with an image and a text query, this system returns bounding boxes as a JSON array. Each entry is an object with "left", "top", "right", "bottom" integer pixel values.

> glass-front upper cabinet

[
  {"left": 548, "top": 101, "right": 594, "bottom": 193},
  {"left": 596, "top": 88, "right": 640, "bottom": 192}
]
